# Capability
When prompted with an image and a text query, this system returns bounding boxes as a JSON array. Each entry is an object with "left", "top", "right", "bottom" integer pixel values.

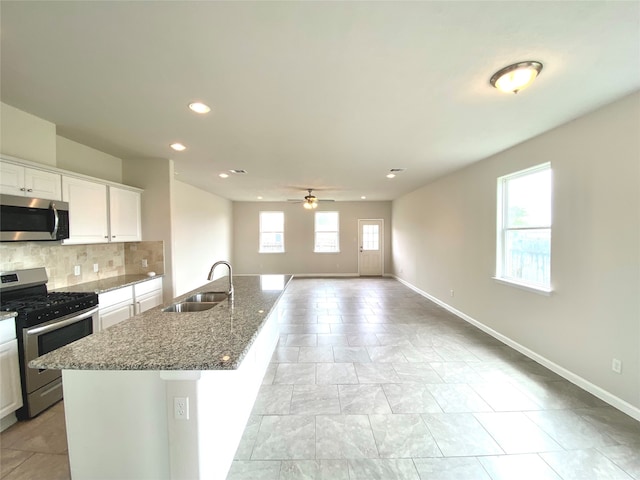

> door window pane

[{"left": 362, "top": 225, "right": 379, "bottom": 250}]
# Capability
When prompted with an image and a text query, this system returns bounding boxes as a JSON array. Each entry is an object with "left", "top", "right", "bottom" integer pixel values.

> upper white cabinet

[
  {"left": 109, "top": 186, "right": 141, "bottom": 242},
  {"left": 0, "top": 161, "right": 62, "bottom": 200},
  {"left": 63, "top": 179, "right": 142, "bottom": 245},
  {"left": 1, "top": 156, "right": 142, "bottom": 245},
  {"left": 62, "top": 176, "right": 109, "bottom": 244}
]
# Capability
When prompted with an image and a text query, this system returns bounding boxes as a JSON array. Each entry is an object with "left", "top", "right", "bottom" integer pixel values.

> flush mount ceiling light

[
  {"left": 490, "top": 61, "right": 543, "bottom": 94},
  {"left": 218, "top": 173, "right": 229, "bottom": 179},
  {"left": 170, "top": 143, "right": 186, "bottom": 151},
  {"left": 188, "top": 102, "right": 211, "bottom": 114}
]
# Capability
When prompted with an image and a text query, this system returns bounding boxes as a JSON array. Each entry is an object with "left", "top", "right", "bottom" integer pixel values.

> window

[
  {"left": 259, "top": 211, "right": 284, "bottom": 253},
  {"left": 314, "top": 211, "right": 339, "bottom": 252},
  {"left": 497, "top": 163, "right": 551, "bottom": 290}
]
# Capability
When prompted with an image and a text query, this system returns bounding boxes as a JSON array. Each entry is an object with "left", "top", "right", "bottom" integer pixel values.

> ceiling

[{"left": 1, "top": 1, "right": 639, "bottom": 202}]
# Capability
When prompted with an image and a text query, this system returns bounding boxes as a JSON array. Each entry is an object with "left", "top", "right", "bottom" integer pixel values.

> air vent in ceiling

[{"left": 229, "top": 169, "right": 247, "bottom": 174}]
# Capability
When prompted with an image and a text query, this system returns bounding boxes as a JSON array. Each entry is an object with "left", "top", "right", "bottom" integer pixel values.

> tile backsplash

[{"left": 0, "top": 241, "right": 164, "bottom": 289}]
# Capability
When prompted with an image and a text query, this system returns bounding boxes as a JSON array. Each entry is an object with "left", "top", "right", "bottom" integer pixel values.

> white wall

[
  {"left": 56, "top": 136, "right": 123, "bottom": 183},
  {"left": 392, "top": 92, "right": 640, "bottom": 413},
  {"left": 0, "top": 102, "right": 56, "bottom": 166},
  {"left": 123, "top": 158, "right": 175, "bottom": 300},
  {"left": 171, "top": 181, "right": 233, "bottom": 296},
  {"left": 233, "top": 201, "right": 392, "bottom": 275}
]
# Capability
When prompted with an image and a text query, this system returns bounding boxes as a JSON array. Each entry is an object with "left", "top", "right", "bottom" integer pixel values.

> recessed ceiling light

[
  {"left": 219, "top": 173, "right": 229, "bottom": 179},
  {"left": 386, "top": 173, "right": 396, "bottom": 179},
  {"left": 188, "top": 102, "right": 211, "bottom": 114},
  {"left": 257, "top": 196, "right": 263, "bottom": 200},
  {"left": 490, "top": 61, "right": 543, "bottom": 94},
  {"left": 361, "top": 196, "right": 367, "bottom": 200},
  {"left": 170, "top": 143, "right": 186, "bottom": 151}
]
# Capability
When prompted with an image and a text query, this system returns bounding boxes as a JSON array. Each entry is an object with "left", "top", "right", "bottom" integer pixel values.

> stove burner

[{"left": 1, "top": 291, "right": 98, "bottom": 327}]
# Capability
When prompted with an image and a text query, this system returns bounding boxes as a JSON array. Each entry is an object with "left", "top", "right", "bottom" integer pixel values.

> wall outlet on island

[
  {"left": 93, "top": 263, "right": 99, "bottom": 273},
  {"left": 174, "top": 397, "right": 189, "bottom": 420},
  {"left": 141, "top": 259, "right": 148, "bottom": 268},
  {"left": 74, "top": 265, "right": 81, "bottom": 276}
]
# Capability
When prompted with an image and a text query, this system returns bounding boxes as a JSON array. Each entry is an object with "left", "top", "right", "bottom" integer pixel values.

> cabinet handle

[
  {"left": 112, "top": 235, "right": 116, "bottom": 238},
  {"left": 104, "top": 236, "right": 109, "bottom": 239},
  {"left": 27, "top": 189, "right": 33, "bottom": 192},
  {"left": 20, "top": 187, "right": 26, "bottom": 191}
]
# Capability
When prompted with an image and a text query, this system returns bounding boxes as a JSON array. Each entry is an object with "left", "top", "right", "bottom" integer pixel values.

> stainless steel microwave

[{"left": 0, "top": 194, "right": 70, "bottom": 241}]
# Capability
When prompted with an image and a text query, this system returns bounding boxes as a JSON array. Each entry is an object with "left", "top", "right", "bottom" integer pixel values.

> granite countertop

[
  {"left": 30, "top": 274, "right": 291, "bottom": 371},
  {"left": 54, "top": 274, "right": 164, "bottom": 294}
]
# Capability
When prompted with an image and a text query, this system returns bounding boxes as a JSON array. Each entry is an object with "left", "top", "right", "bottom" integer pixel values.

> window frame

[
  {"left": 314, "top": 211, "right": 340, "bottom": 253},
  {"left": 495, "top": 162, "right": 552, "bottom": 294},
  {"left": 259, "top": 211, "right": 285, "bottom": 254}
]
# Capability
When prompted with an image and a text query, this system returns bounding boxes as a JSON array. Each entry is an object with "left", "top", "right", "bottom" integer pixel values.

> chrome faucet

[{"left": 208, "top": 261, "right": 234, "bottom": 297}]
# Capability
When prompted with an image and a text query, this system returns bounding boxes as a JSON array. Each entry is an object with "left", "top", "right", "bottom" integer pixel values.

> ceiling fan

[{"left": 287, "top": 189, "right": 335, "bottom": 209}]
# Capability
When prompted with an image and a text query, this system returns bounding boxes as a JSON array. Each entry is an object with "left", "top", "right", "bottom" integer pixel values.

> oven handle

[
  {"left": 26, "top": 306, "right": 99, "bottom": 336},
  {"left": 50, "top": 202, "right": 60, "bottom": 239}
]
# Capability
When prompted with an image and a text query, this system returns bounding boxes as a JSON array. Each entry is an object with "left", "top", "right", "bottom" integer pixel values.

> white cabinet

[
  {"left": 62, "top": 178, "right": 142, "bottom": 245},
  {"left": 0, "top": 320, "right": 22, "bottom": 420},
  {"left": 62, "top": 176, "right": 109, "bottom": 244},
  {"left": 98, "top": 287, "right": 134, "bottom": 331},
  {"left": 134, "top": 277, "right": 163, "bottom": 314},
  {"left": 0, "top": 161, "right": 62, "bottom": 200},
  {"left": 109, "top": 186, "right": 141, "bottom": 242},
  {"left": 98, "top": 278, "right": 163, "bottom": 330}
]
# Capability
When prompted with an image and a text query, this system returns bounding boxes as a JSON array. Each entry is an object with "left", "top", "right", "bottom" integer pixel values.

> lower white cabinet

[
  {"left": 98, "top": 287, "right": 134, "bottom": 331},
  {"left": 134, "top": 278, "right": 163, "bottom": 314},
  {"left": 0, "top": 319, "right": 22, "bottom": 419},
  {"left": 98, "top": 278, "right": 163, "bottom": 330}
]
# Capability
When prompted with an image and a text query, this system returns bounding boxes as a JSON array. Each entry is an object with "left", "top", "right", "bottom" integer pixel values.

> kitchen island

[{"left": 31, "top": 274, "right": 292, "bottom": 480}]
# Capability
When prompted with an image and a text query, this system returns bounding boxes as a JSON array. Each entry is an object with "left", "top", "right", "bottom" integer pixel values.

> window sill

[
  {"left": 492, "top": 277, "right": 553, "bottom": 296},
  {"left": 314, "top": 251, "right": 340, "bottom": 254},
  {"left": 259, "top": 251, "right": 285, "bottom": 254}
]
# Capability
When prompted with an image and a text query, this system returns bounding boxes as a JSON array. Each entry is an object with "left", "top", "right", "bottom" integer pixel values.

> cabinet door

[
  {"left": 100, "top": 303, "right": 134, "bottom": 331},
  {"left": 0, "top": 339, "right": 23, "bottom": 418},
  {"left": 135, "top": 291, "right": 163, "bottom": 314},
  {"left": 109, "top": 187, "right": 141, "bottom": 242},
  {"left": 62, "top": 176, "right": 108, "bottom": 244},
  {"left": 24, "top": 168, "right": 62, "bottom": 201},
  {"left": 0, "top": 162, "right": 26, "bottom": 196}
]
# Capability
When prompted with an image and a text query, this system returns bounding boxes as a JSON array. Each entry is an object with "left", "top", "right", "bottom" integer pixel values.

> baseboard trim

[{"left": 393, "top": 276, "right": 640, "bottom": 422}]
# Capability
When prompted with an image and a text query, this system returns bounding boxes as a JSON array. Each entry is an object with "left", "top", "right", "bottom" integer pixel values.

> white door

[{"left": 358, "top": 219, "right": 383, "bottom": 276}]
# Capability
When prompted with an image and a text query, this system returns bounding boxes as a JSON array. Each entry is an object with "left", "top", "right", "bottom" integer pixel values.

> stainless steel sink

[
  {"left": 162, "top": 302, "right": 218, "bottom": 312},
  {"left": 184, "top": 292, "right": 228, "bottom": 303}
]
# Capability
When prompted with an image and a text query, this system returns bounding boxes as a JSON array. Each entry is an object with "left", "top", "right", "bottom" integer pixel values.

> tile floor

[
  {"left": 227, "top": 277, "right": 640, "bottom": 480},
  {"left": 0, "top": 401, "right": 70, "bottom": 479},
  {"left": 1, "top": 277, "right": 638, "bottom": 480}
]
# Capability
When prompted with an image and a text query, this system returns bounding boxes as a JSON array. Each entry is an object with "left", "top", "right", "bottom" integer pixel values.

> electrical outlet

[
  {"left": 74, "top": 265, "right": 81, "bottom": 276},
  {"left": 141, "top": 259, "right": 148, "bottom": 268},
  {"left": 93, "top": 263, "right": 99, "bottom": 273},
  {"left": 450, "top": 289, "right": 455, "bottom": 297},
  {"left": 612, "top": 358, "right": 622, "bottom": 374},
  {"left": 174, "top": 397, "right": 189, "bottom": 420}
]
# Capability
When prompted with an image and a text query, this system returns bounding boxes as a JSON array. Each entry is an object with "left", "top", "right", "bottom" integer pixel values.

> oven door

[{"left": 23, "top": 306, "right": 99, "bottom": 392}]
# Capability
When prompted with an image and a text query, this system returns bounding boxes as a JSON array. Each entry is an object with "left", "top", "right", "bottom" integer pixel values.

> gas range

[
  {"left": 0, "top": 267, "right": 99, "bottom": 419},
  {"left": 1, "top": 291, "right": 98, "bottom": 327}
]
